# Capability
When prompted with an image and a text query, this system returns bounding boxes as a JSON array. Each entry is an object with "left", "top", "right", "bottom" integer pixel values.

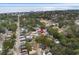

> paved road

[{"left": 14, "top": 15, "right": 21, "bottom": 55}]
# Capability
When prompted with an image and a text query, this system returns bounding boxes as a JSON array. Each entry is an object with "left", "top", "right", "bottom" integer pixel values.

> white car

[{"left": 26, "top": 35, "right": 33, "bottom": 39}]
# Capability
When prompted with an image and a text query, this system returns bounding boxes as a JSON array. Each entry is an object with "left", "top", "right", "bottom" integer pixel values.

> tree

[
  {"left": 47, "top": 26, "right": 57, "bottom": 35},
  {"left": 11, "top": 32, "right": 16, "bottom": 39},
  {"left": 2, "top": 40, "right": 10, "bottom": 55},
  {"left": 2, "top": 37, "right": 15, "bottom": 55},
  {"left": 35, "top": 35, "right": 52, "bottom": 49},
  {"left": 47, "top": 26, "right": 61, "bottom": 39},
  {"left": 49, "top": 41, "right": 76, "bottom": 55},
  {"left": 25, "top": 42, "right": 32, "bottom": 55},
  {"left": 40, "top": 22, "right": 46, "bottom": 29},
  {"left": 0, "top": 24, "right": 5, "bottom": 33},
  {"left": 74, "top": 49, "right": 79, "bottom": 54},
  {"left": 50, "top": 44, "right": 66, "bottom": 55},
  {"left": 7, "top": 23, "right": 17, "bottom": 32}
]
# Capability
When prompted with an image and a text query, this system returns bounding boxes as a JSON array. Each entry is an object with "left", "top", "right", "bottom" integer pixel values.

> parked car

[
  {"left": 19, "top": 44, "right": 26, "bottom": 49},
  {"left": 20, "top": 49, "right": 27, "bottom": 53},
  {"left": 21, "top": 52, "right": 28, "bottom": 55},
  {"left": 19, "top": 35, "right": 26, "bottom": 41}
]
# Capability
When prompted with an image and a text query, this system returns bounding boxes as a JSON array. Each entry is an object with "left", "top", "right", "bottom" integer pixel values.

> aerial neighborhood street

[{"left": 0, "top": 6, "right": 79, "bottom": 55}]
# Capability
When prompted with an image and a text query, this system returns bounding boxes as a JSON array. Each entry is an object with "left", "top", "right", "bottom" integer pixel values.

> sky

[{"left": 0, "top": 3, "right": 79, "bottom": 13}]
